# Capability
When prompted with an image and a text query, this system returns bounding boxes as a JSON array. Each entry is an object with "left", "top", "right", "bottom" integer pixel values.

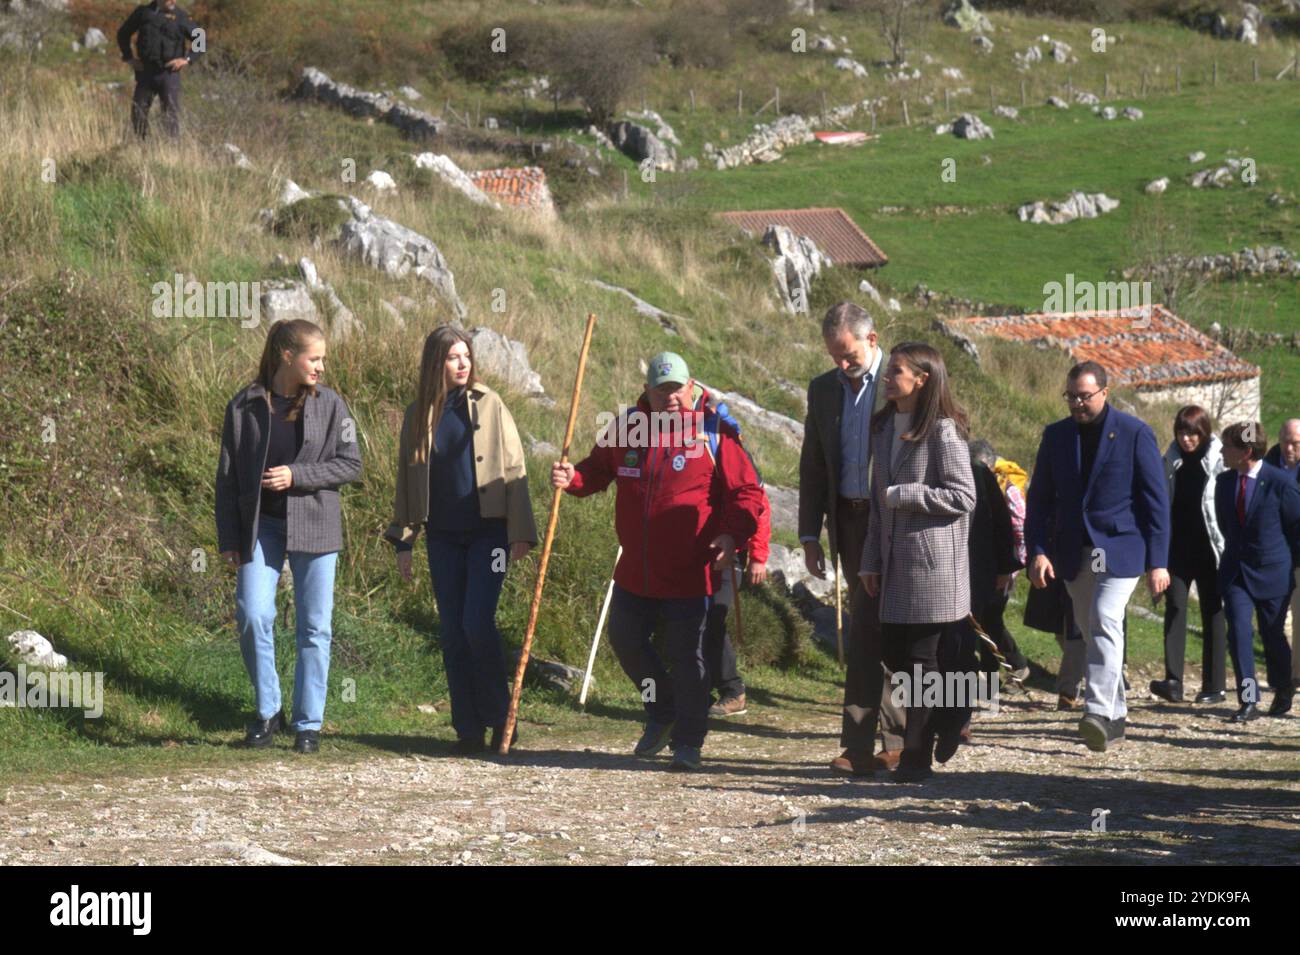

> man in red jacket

[{"left": 552, "top": 352, "right": 764, "bottom": 771}]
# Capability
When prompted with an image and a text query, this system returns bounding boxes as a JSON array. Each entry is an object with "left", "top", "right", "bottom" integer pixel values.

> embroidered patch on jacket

[{"left": 617, "top": 467, "right": 641, "bottom": 478}]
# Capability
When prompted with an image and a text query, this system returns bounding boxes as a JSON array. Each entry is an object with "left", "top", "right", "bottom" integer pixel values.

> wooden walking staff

[
  {"left": 579, "top": 545, "right": 622, "bottom": 708},
  {"left": 500, "top": 313, "right": 597, "bottom": 754}
]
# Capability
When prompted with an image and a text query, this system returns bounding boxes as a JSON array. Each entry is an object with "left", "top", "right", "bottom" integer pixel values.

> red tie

[{"left": 1237, "top": 474, "right": 1247, "bottom": 526}]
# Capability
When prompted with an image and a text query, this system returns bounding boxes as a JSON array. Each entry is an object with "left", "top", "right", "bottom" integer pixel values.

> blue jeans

[
  {"left": 425, "top": 522, "right": 511, "bottom": 740},
  {"left": 235, "top": 515, "right": 338, "bottom": 732}
]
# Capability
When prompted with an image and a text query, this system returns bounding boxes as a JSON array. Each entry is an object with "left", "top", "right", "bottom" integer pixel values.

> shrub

[{"left": 270, "top": 195, "right": 350, "bottom": 241}]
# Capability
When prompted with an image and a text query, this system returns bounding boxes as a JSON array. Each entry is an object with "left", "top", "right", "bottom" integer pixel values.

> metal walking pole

[{"left": 579, "top": 546, "right": 621, "bottom": 707}]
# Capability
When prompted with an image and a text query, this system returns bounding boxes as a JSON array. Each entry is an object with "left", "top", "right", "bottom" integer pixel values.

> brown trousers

[{"left": 836, "top": 498, "right": 906, "bottom": 752}]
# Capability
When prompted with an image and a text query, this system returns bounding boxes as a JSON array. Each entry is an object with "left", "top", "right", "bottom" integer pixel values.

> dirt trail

[{"left": 3, "top": 686, "right": 1298, "bottom": 865}]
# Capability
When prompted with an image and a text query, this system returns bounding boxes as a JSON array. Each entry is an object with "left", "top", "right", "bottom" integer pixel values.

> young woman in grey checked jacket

[
  {"left": 215, "top": 319, "right": 363, "bottom": 754},
  {"left": 861, "top": 342, "right": 977, "bottom": 783}
]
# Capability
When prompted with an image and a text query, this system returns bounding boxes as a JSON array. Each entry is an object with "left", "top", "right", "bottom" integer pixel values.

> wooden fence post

[
  {"left": 902, "top": 98, "right": 910, "bottom": 126},
  {"left": 1176, "top": 64, "right": 1181, "bottom": 93},
  {"left": 1020, "top": 78, "right": 1026, "bottom": 106}
]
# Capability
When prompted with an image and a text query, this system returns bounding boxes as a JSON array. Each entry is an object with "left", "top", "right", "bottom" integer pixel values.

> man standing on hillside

[
  {"left": 551, "top": 352, "right": 764, "bottom": 771},
  {"left": 799, "top": 302, "right": 907, "bottom": 776},
  {"left": 1264, "top": 418, "right": 1300, "bottom": 689},
  {"left": 117, "top": 0, "right": 206, "bottom": 140},
  {"left": 1025, "top": 361, "right": 1170, "bottom": 752}
]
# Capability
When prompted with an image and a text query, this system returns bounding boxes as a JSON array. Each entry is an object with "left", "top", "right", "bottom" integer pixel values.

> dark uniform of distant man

[{"left": 117, "top": 0, "right": 205, "bottom": 139}]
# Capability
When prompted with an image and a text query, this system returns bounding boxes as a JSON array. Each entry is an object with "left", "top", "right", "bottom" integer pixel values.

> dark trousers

[
  {"left": 1223, "top": 577, "right": 1293, "bottom": 705},
  {"left": 836, "top": 499, "right": 905, "bottom": 752},
  {"left": 882, "top": 621, "right": 969, "bottom": 770},
  {"left": 973, "top": 591, "right": 1028, "bottom": 672},
  {"left": 703, "top": 603, "right": 745, "bottom": 699},
  {"left": 426, "top": 523, "right": 511, "bottom": 740},
  {"left": 607, "top": 585, "right": 710, "bottom": 749},
  {"left": 131, "top": 69, "right": 182, "bottom": 139},
  {"left": 1162, "top": 552, "right": 1227, "bottom": 693}
]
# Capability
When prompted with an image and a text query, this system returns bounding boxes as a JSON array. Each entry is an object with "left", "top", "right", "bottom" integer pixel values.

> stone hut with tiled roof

[
  {"left": 715, "top": 207, "right": 888, "bottom": 268},
  {"left": 941, "top": 305, "right": 1261, "bottom": 425}
]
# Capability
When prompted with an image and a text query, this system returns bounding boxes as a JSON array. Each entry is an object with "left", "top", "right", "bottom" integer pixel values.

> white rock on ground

[
  {"left": 993, "top": 105, "right": 1018, "bottom": 119},
  {"left": 211, "top": 842, "right": 302, "bottom": 866},
  {"left": 607, "top": 120, "right": 676, "bottom": 171},
  {"left": 365, "top": 170, "right": 397, "bottom": 191},
  {"left": 1017, "top": 191, "right": 1120, "bottom": 224},
  {"left": 952, "top": 113, "right": 994, "bottom": 139},
  {"left": 1145, "top": 177, "right": 1170, "bottom": 195},
  {"left": 586, "top": 279, "right": 684, "bottom": 335},
  {"left": 82, "top": 27, "right": 106, "bottom": 50},
  {"left": 5, "top": 630, "right": 67, "bottom": 669},
  {"left": 397, "top": 85, "right": 421, "bottom": 101},
  {"left": 972, "top": 34, "right": 993, "bottom": 53},
  {"left": 220, "top": 142, "right": 253, "bottom": 170},
  {"left": 297, "top": 257, "right": 361, "bottom": 341},
  {"left": 762, "top": 224, "right": 828, "bottom": 316},
  {"left": 1190, "top": 161, "right": 1240, "bottom": 189},
  {"left": 1188, "top": 150, "right": 1207, "bottom": 163},
  {"left": 858, "top": 278, "right": 885, "bottom": 309},
  {"left": 410, "top": 153, "right": 499, "bottom": 208},
  {"left": 693, "top": 380, "right": 805, "bottom": 449},
  {"left": 834, "top": 57, "right": 869, "bottom": 78},
  {"left": 338, "top": 196, "right": 467, "bottom": 319},
  {"left": 1046, "top": 96, "right": 1068, "bottom": 109},
  {"left": 467, "top": 327, "right": 546, "bottom": 399}
]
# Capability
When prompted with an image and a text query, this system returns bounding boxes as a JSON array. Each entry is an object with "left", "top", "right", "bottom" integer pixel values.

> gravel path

[{"left": 3, "top": 685, "right": 1298, "bottom": 865}]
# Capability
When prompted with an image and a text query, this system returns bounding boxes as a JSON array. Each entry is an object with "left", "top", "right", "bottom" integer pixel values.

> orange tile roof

[
  {"left": 715, "top": 207, "right": 888, "bottom": 268},
  {"left": 942, "top": 306, "right": 1259, "bottom": 388},
  {"left": 467, "top": 166, "right": 553, "bottom": 211}
]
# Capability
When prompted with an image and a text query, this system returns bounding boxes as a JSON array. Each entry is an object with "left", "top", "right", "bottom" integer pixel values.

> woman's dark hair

[
  {"left": 1173, "top": 405, "right": 1212, "bottom": 447},
  {"left": 411, "top": 325, "right": 478, "bottom": 464},
  {"left": 256, "top": 319, "right": 325, "bottom": 422},
  {"left": 872, "top": 342, "right": 970, "bottom": 443}
]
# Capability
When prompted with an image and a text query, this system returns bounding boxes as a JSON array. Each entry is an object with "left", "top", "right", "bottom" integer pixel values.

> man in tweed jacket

[{"left": 799, "top": 302, "right": 907, "bottom": 775}]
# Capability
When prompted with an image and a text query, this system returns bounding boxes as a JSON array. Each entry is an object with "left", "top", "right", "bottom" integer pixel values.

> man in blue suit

[
  {"left": 1215, "top": 422, "right": 1300, "bottom": 721},
  {"left": 1025, "top": 361, "right": 1170, "bottom": 752},
  {"left": 1263, "top": 419, "right": 1300, "bottom": 690}
]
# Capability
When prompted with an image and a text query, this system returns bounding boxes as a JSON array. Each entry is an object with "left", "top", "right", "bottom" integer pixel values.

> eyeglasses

[{"left": 1062, "top": 389, "right": 1102, "bottom": 405}]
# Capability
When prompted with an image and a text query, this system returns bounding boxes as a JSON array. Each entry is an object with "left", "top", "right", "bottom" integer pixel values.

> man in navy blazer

[
  {"left": 1215, "top": 422, "right": 1300, "bottom": 721},
  {"left": 1264, "top": 419, "right": 1300, "bottom": 689},
  {"left": 1025, "top": 361, "right": 1170, "bottom": 752}
]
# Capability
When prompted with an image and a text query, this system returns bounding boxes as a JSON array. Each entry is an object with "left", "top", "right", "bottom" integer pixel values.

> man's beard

[{"left": 843, "top": 363, "right": 867, "bottom": 380}]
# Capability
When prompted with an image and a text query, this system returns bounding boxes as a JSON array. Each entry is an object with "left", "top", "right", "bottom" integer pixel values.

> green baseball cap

[{"left": 646, "top": 351, "right": 690, "bottom": 388}]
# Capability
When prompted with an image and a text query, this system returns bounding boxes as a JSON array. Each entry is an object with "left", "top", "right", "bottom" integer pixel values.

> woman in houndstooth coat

[{"left": 861, "top": 342, "right": 976, "bottom": 782}]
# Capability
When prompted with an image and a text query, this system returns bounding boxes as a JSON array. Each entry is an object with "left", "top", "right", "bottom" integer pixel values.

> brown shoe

[
  {"left": 830, "top": 749, "right": 875, "bottom": 776},
  {"left": 1057, "top": 694, "right": 1083, "bottom": 711},
  {"left": 708, "top": 692, "right": 747, "bottom": 718},
  {"left": 872, "top": 749, "right": 902, "bottom": 771}
]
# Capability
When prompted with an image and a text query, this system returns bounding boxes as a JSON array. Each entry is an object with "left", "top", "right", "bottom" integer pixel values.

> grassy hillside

[{"left": 2, "top": 0, "right": 1294, "bottom": 773}]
